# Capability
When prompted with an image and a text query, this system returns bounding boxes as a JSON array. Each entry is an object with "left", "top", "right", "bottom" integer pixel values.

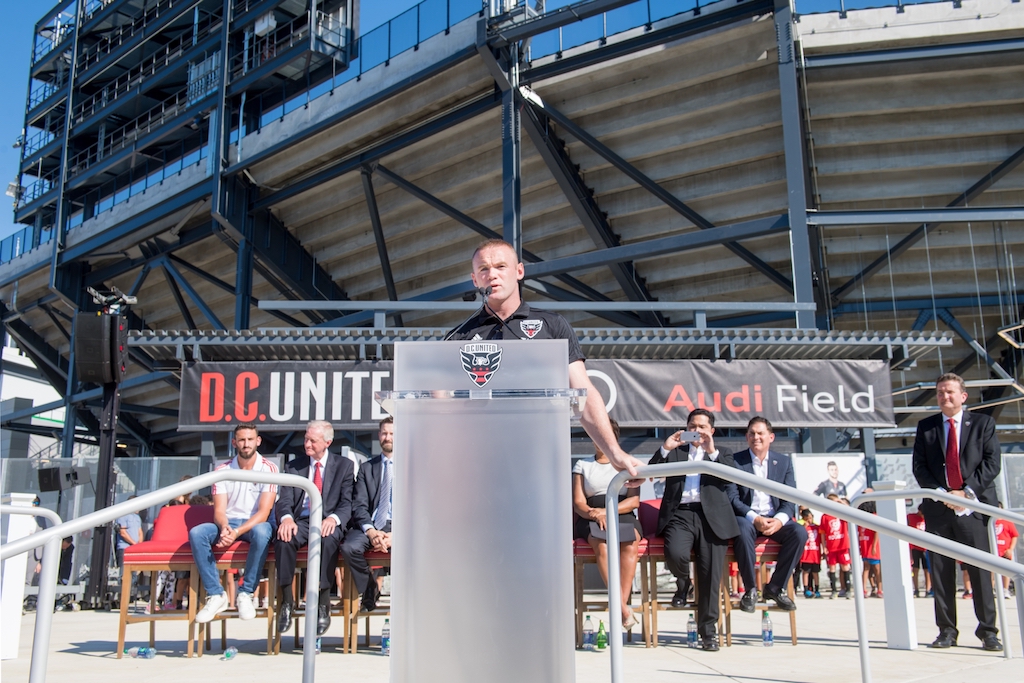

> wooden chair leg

[
  {"left": 650, "top": 555, "right": 660, "bottom": 647},
  {"left": 187, "top": 565, "right": 198, "bottom": 658},
  {"left": 266, "top": 564, "right": 276, "bottom": 656},
  {"left": 639, "top": 555, "right": 651, "bottom": 647},
  {"left": 149, "top": 571, "right": 157, "bottom": 647},
  {"left": 573, "top": 558, "right": 583, "bottom": 648},
  {"left": 116, "top": 564, "right": 133, "bottom": 658},
  {"left": 788, "top": 575, "right": 798, "bottom": 645}
]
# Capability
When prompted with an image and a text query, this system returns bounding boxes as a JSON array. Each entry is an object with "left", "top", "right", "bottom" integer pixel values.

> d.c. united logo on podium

[{"left": 460, "top": 343, "right": 503, "bottom": 386}]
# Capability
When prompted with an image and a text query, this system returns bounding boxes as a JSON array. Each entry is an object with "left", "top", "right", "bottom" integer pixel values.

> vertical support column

[
  {"left": 209, "top": 0, "right": 234, "bottom": 219},
  {"left": 874, "top": 480, "right": 917, "bottom": 650},
  {"left": 235, "top": 180, "right": 254, "bottom": 331},
  {"left": 61, "top": 312, "right": 79, "bottom": 460},
  {"left": 774, "top": 0, "right": 816, "bottom": 330},
  {"left": 86, "top": 382, "right": 121, "bottom": 606},
  {"left": 861, "top": 427, "right": 877, "bottom": 486},
  {"left": 501, "top": 44, "right": 522, "bottom": 258}
]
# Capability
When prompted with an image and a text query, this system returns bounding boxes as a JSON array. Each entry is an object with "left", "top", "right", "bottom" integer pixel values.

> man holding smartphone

[{"left": 648, "top": 409, "right": 739, "bottom": 651}]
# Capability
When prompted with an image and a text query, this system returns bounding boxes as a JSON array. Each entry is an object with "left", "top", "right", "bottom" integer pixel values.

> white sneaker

[
  {"left": 195, "top": 593, "right": 229, "bottom": 623},
  {"left": 236, "top": 592, "right": 256, "bottom": 620}
]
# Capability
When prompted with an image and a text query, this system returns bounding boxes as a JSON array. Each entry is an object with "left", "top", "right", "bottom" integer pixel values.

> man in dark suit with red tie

[
  {"left": 912, "top": 373, "right": 1002, "bottom": 651},
  {"left": 275, "top": 420, "right": 355, "bottom": 636},
  {"left": 341, "top": 416, "right": 395, "bottom": 613}
]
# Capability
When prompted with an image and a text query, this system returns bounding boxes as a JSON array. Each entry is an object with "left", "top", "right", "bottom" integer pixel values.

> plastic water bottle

[
  {"left": 126, "top": 646, "right": 156, "bottom": 659},
  {"left": 381, "top": 618, "right": 391, "bottom": 656},
  {"left": 582, "top": 615, "right": 595, "bottom": 651},
  {"left": 687, "top": 613, "right": 698, "bottom": 648},
  {"left": 761, "top": 610, "right": 773, "bottom": 647},
  {"left": 223, "top": 646, "right": 238, "bottom": 659},
  {"left": 315, "top": 638, "right": 322, "bottom": 654},
  {"left": 595, "top": 620, "right": 608, "bottom": 651}
]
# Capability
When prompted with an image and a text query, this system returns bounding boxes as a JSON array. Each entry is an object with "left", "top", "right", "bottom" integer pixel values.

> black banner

[{"left": 179, "top": 358, "right": 893, "bottom": 431}]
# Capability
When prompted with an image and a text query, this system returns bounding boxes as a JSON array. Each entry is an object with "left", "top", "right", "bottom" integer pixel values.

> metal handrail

[
  {"left": 1, "top": 505, "right": 62, "bottom": 683},
  {"left": 852, "top": 488, "right": 1024, "bottom": 661},
  {"left": 0, "top": 470, "right": 323, "bottom": 683},
  {"left": 603, "top": 462, "right": 1024, "bottom": 683}
]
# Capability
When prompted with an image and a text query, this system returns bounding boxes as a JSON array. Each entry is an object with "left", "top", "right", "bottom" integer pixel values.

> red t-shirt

[
  {"left": 858, "top": 525, "right": 879, "bottom": 561},
  {"left": 801, "top": 523, "right": 821, "bottom": 564},
  {"left": 821, "top": 513, "right": 849, "bottom": 552},
  {"left": 906, "top": 512, "right": 927, "bottom": 552},
  {"left": 995, "top": 519, "right": 1019, "bottom": 555}
]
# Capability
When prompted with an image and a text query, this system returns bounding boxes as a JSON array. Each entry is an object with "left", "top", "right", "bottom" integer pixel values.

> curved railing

[
  {"left": 853, "top": 488, "right": 1024, "bottom": 661},
  {"left": 0, "top": 505, "right": 62, "bottom": 683},
  {"left": 1, "top": 470, "right": 323, "bottom": 683},
  {"left": 603, "top": 461, "right": 1024, "bottom": 683}
]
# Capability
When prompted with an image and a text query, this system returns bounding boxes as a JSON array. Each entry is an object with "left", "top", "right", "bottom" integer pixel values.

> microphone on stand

[{"left": 443, "top": 285, "right": 493, "bottom": 341}]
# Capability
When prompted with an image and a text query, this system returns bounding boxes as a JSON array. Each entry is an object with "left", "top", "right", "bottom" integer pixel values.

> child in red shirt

[
  {"left": 994, "top": 505, "right": 1020, "bottom": 595},
  {"left": 799, "top": 508, "right": 822, "bottom": 598},
  {"left": 906, "top": 505, "right": 931, "bottom": 597},
  {"left": 820, "top": 494, "right": 852, "bottom": 598},
  {"left": 857, "top": 501, "right": 882, "bottom": 597}
]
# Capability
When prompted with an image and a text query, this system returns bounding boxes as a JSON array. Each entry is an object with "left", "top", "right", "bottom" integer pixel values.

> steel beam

[
  {"left": 520, "top": 104, "right": 664, "bottom": 325},
  {"left": 811, "top": 207, "right": 1024, "bottom": 226},
  {"left": 830, "top": 145, "right": 1024, "bottom": 303},
  {"left": 833, "top": 295, "right": 1007, "bottom": 315},
  {"left": 775, "top": 0, "right": 817, "bottom": 330},
  {"left": 935, "top": 308, "right": 1014, "bottom": 381},
  {"left": 523, "top": 94, "right": 794, "bottom": 293},
  {"left": 523, "top": 214, "right": 790, "bottom": 279},
  {"left": 804, "top": 37, "right": 1024, "bottom": 69},
  {"left": 235, "top": 236, "right": 254, "bottom": 330},
  {"left": 374, "top": 164, "right": 633, "bottom": 318},
  {"left": 361, "top": 167, "right": 403, "bottom": 327},
  {"left": 488, "top": 0, "right": 638, "bottom": 48},
  {"left": 160, "top": 262, "right": 198, "bottom": 330},
  {"left": 251, "top": 93, "right": 501, "bottom": 211},
  {"left": 83, "top": 222, "right": 221, "bottom": 286},
  {"left": 159, "top": 256, "right": 225, "bottom": 329}
]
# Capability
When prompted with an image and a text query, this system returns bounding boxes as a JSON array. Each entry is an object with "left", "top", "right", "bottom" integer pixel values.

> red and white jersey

[
  {"left": 801, "top": 524, "right": 821, "bottom": 564},
  {"left": 858, "top": 525, "right": 879, "bottom": 561},
  {"left": 995, "top": 519, "right": 1019, "bottom": 555},
  {"left": 821, "top": 513, "right": 849, "bottom": 552},
  {"left": 906, "top": 512, "right": 927, "bottom": 552}
]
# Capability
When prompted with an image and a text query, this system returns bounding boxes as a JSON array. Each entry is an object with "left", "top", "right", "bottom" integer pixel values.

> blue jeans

[{"left": 189, "top": 519, "right": 272, "bottom": 596}]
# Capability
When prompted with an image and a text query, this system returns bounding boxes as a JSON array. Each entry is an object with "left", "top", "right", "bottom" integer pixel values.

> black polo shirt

[{"left": 446, "top": 301, "right": 586, "bottom": 364}]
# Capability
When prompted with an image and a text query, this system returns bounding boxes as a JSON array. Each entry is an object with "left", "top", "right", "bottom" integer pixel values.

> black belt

[{"left": 677, "top": 502, "right": 703, "bottom": 511}]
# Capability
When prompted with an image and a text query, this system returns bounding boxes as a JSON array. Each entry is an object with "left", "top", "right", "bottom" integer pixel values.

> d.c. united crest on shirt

[
  {"left": 520, "top": 319, "right": 544, "bottom": 338},
  {"left": 460, "top": 343, "right": 502, "bottom": 386}
]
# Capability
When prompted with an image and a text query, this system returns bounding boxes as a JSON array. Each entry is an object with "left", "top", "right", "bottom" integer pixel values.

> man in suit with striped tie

[
  {"left": 341, "top": 416, "right": 395, "bottom": 612},
  {"left": 912, "top": 373, "right": 1002, "bottom": 651}
]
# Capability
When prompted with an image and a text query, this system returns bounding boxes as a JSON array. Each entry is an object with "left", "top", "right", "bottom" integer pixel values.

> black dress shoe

[
  {"left": 360, "top": 584, "right": 380, "bottom": 613},
  {"left": 739, "top": 588, "right": 758, "bottom": 613},
  {"left": 981, "top": 635, "right": 1002, "bottom": 651},
  {"left": 763, "top": 587, "right": 796, "bottom": 611},
  {"left": 670, "top": 589, "right": 688, "bottom": 608},
  {"left": 700, "top": 635, "right": 720, "bottom": 652},
  {"left": 929, "top": 631, "right": 957, "bottom": 648},
  {"left": 316, "top": 603, "right": 331, "bottom": 636},
  {"left": 277, "top": 601, "right": 294, "bottom": 633}
]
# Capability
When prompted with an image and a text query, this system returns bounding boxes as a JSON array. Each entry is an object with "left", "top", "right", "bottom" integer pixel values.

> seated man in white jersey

[{"left": 190, "top": 423, "right": 278, "bottom": 622}]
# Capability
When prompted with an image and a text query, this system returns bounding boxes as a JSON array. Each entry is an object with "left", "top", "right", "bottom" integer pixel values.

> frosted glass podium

[{"left": 376, "top": 339, "right": 585, "bottom": 683}]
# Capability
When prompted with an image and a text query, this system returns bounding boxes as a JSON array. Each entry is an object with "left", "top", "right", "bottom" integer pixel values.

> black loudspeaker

[
  {"left": 38, "top": 467, "right": 72, "bottom": 492},
  {"left": 74, "top": 313, "right": 127, "bottom": 384}
]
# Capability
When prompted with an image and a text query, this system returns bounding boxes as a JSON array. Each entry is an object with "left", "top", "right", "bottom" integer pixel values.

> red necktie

[
  {"left": 945, "top": 418, "right": 963, "bottom": 490},
  {"left": 313, "top": 461, "right": 323, "bottom": 494}
]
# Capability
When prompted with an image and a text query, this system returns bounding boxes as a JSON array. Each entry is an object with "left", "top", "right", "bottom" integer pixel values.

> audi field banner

[{"left": 179, "top": 358, "right": 894, "bottom": 431}]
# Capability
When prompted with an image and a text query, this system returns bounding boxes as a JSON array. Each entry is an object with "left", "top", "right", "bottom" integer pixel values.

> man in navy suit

[
  {"left": 341, "top": 416, "right": 395, "bottom": 613},
  {"left": 730, "top": 416, "right": 806, "bottom": 613},
  {"left": 912, "top": 373, "right": 1002, "bottom": 651},
  {"left": 275, "top": 420, "right": 355, "bottom": 635}
]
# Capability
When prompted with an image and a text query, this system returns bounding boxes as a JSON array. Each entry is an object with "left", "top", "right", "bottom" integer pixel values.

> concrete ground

[{"left": 4, "top": 594, "right": 1023, "bottom": 683}]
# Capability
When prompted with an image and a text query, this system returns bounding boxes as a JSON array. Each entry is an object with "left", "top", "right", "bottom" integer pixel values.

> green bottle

[{"left": 595, "top": 620, "right": 608, "bottom": 650}]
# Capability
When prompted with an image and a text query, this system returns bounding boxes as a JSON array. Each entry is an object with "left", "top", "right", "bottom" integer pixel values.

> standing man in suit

[
  {"left": 912, "top": 372, "right": 1002, "bottom": 651},
  {"left": 275, "top": 420, "right": 355, "bottom": 636},
  {"left": 730, "top": 416, "right": 806, "bottom": 612},
  {"left": 341, "top": 416, "right": 395, "bottom": 612},
  {"left": 649, "top": 408, "right": 739, "bottom": 651}
]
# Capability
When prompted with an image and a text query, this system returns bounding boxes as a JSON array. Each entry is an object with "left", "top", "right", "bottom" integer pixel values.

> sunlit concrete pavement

[{"left": 4, "top": 594, "right": 1023, "bottom": 683}]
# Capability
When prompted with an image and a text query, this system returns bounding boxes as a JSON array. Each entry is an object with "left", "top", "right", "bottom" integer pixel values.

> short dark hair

[
  {"left": 379, "top": 416, "right": 393, "bottom": 430},
  {"left": 233, "top": 423, "right": 258, "bottom": 437},
  {"left": 936, "top": 372, "right": 966, "bottom": 393},
  {"left": 686, "top": 408, "right": 715, "bottom": 428},
  {"left": 827, "top": 460, "right": 837, "bottom": 468},
  {"left": 472, "top": 238, "right": 518, "bottom": 263},
  {"left": 746, "top": 416, "right": 773, "bottom": 433}
]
